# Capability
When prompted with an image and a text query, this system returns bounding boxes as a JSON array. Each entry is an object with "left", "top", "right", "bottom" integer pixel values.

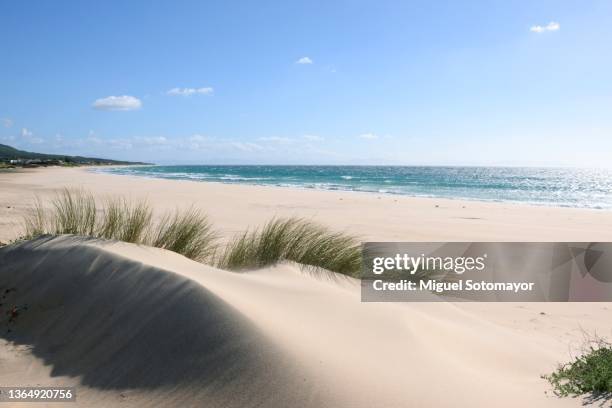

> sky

[{"left": 1, "top": 0, "right": 611, "bottom": 166}]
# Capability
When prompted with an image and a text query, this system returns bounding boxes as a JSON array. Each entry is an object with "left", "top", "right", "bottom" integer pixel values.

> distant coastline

[{"left": 0, "top": 143, "right": 150, "bottom": 168}]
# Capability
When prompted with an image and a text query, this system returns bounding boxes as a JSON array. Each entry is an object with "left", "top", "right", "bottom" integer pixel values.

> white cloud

[
  {"left": 358, "top": 133, "right": 379, "bottom": 140},
  {"left": 21, "top": 128, "right": 32, "bottom": 138},
  {"left": 258, "top": 136, "right": 292, "bottom": 144},
  {"left": 296, "top": 56, "right": 313, "bottom": 64},
  {"left": 230, "top": 142, "right": 264, "bottom": 152},
  {"left": 186, "top": 134, "right": 213, "bottom": 149},
  {"left": 185, "top": 135, "right": 266, "bottom": 153},
  {"left": 106, "top": 139, "right": 133, "bottom": 150},
  {"left": 189, "top": 134, "right": 210, "bottom": 142},
  {"left": 530, "top": 21, "right": 560, "bottom": 33},
  {"left": 20, "top": 127, "right": 44, "bottom": 144},
  {"left": 1, "top": 118, "right": 13, "bottom": 128},
  {"left": 92, "top": 95, "right": 142, "bottom": 111},
  {"left": 167, "top": 87, "right": 214, "bottom": 96},
  {"left": 134, "top": 136, "right": 168, "bottom": 146},
  {"left": 303, "top": 134, "right": 324, "bottom": 142}
]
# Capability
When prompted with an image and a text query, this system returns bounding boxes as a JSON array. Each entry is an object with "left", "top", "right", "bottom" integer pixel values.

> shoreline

[
  {"left": 2, "top": 166, "right": 612, "bottom": 243},
  {"left": 92, "top": 165, "right": 612, "bottom": 211},
  {"left": 90, "top": 166, "right": 612, "bottom": 213}
]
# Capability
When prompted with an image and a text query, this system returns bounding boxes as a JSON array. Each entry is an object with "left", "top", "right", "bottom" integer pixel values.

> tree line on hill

[{"left": 0, "top": 143, "right": 149, "bottom": 167}]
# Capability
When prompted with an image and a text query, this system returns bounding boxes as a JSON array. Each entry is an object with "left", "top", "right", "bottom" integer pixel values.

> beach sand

[
  {"left": 2, "top": 236, "right": 610, "bottom": 407},
  {"left": 1, "top": 167, "right": 611, "bottom": 407}
]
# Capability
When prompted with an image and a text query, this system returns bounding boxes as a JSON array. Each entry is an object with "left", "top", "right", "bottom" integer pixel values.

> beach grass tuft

[
  {"left": 152, "top": 207, "right": 217, "bottom": 262},
  {"left": 97, "top": 197, "right": 152, "bottom": 243},
  {"left": 51, "top": 188, "right": 97, "bottom": 236},
  {"left": 97, "top": 197, "right": 124, "bottom": 240},
  {"left": 23, "top": 196, "right": 47, "bottom": 238},
  {"left": 119, "top": 200, "right": 153, "bottom": 243},
  {"left": 217, "top": 217, "right": 362, "bottom": 276}
]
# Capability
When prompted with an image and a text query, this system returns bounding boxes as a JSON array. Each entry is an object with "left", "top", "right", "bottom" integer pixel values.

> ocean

[{"left": 97, "top": 165, "right": 612, "bottom": 209}]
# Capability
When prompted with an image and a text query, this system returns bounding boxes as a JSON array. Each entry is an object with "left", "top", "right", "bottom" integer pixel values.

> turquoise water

[{"left": 98, "top": 165, "right": 612, "bottom": 209}]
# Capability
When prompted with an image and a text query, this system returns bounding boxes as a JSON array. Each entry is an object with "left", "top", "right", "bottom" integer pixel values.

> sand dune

[{"left": 1, "top": 235, "right": 605, "bottom": 407}]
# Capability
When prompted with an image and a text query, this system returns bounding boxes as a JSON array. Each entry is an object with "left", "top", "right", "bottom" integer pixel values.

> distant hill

[{"left": 0, "top": 143, "right": 150, "bottom": 165}]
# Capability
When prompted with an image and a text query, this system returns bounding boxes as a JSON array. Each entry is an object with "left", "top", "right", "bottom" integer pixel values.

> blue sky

[{"left": 1, "top": 0, "right": 611, "bottom": 166}]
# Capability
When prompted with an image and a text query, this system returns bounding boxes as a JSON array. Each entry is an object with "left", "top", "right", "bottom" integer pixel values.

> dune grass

[
  {"left": 216, "top": 217, "right": 362, "bottom": 276},
  {"left": 23, "top": 196, "right": 46, "bottom": 238},
  {"left": 22, "top": 190, "right": 361, "bottom": 275},
  {"left": 151, "top": 207, "right": 217, "bottom": 262},
  {"left": 543, "top": 336, "right": 612, "bottom": 398},
  {"left": 97, "top": 198, "right": 152, "bottom": 243},
  {"left": 23, "top": 189, "right": 216, "bottom": 262},
  {"left": 98, "top": 197, "right": 124, "bottom": 240},
  {"left": 119, "top": 200, "right": 153, "bottom": 243},
  {"left": 51, "top": 188, "right": 97, "bottom": 236}
]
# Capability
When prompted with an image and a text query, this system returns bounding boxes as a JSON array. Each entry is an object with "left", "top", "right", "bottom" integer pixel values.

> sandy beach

[
  {"left": 1, "top": 167, "right": 611, "bottom": 407},
  {"left": 2, "top": 167, "right": 612, "bottom": 244}
]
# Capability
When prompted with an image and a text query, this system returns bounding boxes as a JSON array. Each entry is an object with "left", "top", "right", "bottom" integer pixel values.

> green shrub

[{"left": 543, "top": 337, "right": 612, "bottom": 397}]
